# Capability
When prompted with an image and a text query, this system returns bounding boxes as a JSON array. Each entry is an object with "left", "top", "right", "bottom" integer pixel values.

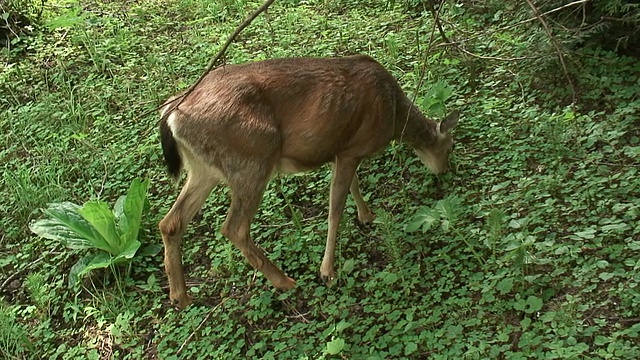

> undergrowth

[{"left": 1, "top": 0, "right": 638, "bottom": 358}]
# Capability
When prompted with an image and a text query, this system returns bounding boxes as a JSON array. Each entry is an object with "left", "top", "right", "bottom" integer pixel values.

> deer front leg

[
  {"left": 350, "top": 173, "right": 375, "bottom": 224},
  {"left": 159, "top": 174, "right": 218, "bottom": 308},
  {"left": 320, "top": 158, "right": 360, "bottom": 284}
]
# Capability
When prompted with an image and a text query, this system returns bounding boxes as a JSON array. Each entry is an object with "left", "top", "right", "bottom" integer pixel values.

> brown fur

[{"left": 159, "top": 55, "right": 459, "bottom": 308}]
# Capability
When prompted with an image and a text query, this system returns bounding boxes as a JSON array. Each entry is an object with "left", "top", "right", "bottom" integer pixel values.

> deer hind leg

[
  {"left": 350, "top": 173, "right": 375, "bottom": 224},
  {"left": 221, "top": 171, "right": 296, "bottom": 291},
  {"left": 320, "top": 157, "right": 360, "bottom": 284},
  {"left": 159, "top": 172, "right": 220, "bottom": 308}
]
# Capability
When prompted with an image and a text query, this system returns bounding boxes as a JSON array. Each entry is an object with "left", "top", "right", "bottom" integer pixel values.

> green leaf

[
  {"left": 600, "top": 223, "right": 628, "bottom": 232},
  {"left": 112, "top": 240, "right": 141, "bottom": 263},
  {"left": 487, "top": 208, "right": 505, "bottom": 235},
  {"left": 77, "top": 253, "right": 113, "bottom": 277},
  {"left": 30, "top": 202, "right": 107, "bottom": 250},
  {"left": 68, "top": 254, "right": 93, "bottom": 287},
  {"left": 404, "top": 342, "right": 418, "bottom": 355},
  {"left": 405, "top": 219, "right": 425, "bottom": 232},
  {"left": 79, "top": 201, "right": 121, "bottom": 254},
  {"left": 524, "top": 296, "right": 543, "bottom": 314},
  {"left": 335, "top": 320, "right": 351, "bottom": 332},
  {"left": 44, "top": 7, "right": 84, "bottom": 30},
  {"left": 496, "top": 277, "right": 514, "bottom": 294},
  {"left": 436, "top": 196, "right": 461, "bottom": 222},
  {"left": 137, "top": 244, "right": 162, "bottom": 257},
  {"left": 406, "top": 208, "right": 439, "bottom": 233},
  {"left": 116, "top": 179, "right": 149, "bottom": 246},
  {"left": 382, "top": 272, "right": 398, "bottom": 285},
  {"left": 68, "top": 253, "right": 112, "bottom": 287},
  {"left": 147, "top": 274, "right": 157, "bottom": 288},
  {"left": 340, "top": 258, "right": 356, "bottom": 275},
  {"left": 325, "top": 338, "right": 345, "bottom": 355},
  {"left": 574, "top": 229, "right": 596, "bottom": 239}
]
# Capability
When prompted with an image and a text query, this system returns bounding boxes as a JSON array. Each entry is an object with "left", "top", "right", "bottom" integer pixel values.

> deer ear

[{"left": 439, "top": 110, "right": 459, "bottom": 134}]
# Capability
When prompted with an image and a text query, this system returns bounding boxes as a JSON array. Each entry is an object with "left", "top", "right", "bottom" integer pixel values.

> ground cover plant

[{"left": 1, "top": 0, "right": 638, "bottom": 358}]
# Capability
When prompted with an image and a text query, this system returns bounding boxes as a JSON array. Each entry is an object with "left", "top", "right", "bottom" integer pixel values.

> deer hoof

[
  {"left": 358, "top": 211, "right": 375, "bottom": 224},
  {"left": 171, "top": 294, "right": 193, "bottom": 309},
  {"left": 275, "top": 276, "right": 297, "bottom": 291},
  {"left": 320, "top": 273, "right": 335, "bottom": 286}
]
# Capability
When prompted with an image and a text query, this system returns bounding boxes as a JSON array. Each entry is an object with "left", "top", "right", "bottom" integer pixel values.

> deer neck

[{"left": 394, "top": 100, "right": 438, "bottom": 148}]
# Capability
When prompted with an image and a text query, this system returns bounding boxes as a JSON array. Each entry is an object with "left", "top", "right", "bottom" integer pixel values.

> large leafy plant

[{"left": 30, "top": 179, "right": 158, "bottom": 285}]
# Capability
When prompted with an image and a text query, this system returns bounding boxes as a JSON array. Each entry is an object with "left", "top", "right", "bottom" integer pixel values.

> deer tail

[{"left": 160, "top": 106, "right": 182, "bottom": 182}]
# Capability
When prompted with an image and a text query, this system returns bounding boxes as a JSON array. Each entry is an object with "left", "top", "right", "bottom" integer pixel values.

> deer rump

[{"left": 159, "top": 54, "right": 458, "bottom": 308}]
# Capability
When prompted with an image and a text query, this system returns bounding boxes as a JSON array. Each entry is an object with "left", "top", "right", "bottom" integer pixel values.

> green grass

[{"left": 1, "top": 0, "right": 639, "bottom": 358}]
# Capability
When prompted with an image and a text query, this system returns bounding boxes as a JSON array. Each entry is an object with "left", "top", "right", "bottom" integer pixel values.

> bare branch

[
  {"left": 438, "top": 42, "right": 541, "bottom": 61},
  {"left": 149, "top": 0, "right": 276, "bottom": 121},
  {"left": 176, "top": 297, "right": 230, "bottom": 356},
  {"left": 437, "top": 0, "right": 589, "bottom": 46},
  {"left": 524, "top": 0, "right": 577, "bottom": 105}
]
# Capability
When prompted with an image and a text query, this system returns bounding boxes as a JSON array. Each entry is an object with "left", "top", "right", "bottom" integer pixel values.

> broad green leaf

[
  {"left": 405, "top": 219, "right": 424, "bottom": 232},
  {"left": 335, "top": 320, "right": 351, "bottom": 332},
  {"left": 79, "top": 201, "right": 121, "bottom": 254},
  {"left": 77, "top": 252, "right": 113, "bottom": 277},
  {"left": 340, "top": 258, "right": 356, "bottom": 275},
  {"left": 496, "top": 277, "right": 514, "bottom": 294},
  {"left": 600, "top": 222, "right": 628, "bottom": 232},
  {"left": 44, "top": 7, "right": 84, "bottom": 30},
  {"left": 68, "top": 254, "right": 94, "bottom": 287},
  {"left": 137, "top": 244, "right": 162, "bottom": 257},
  {"left": 112, "top": 240, "right": 141, "bottom": 263},
  {"left": 405, "top": 342, "right": 418, "bottom": 356},
  {"left": 524, "top": 296, "right": 543, "bottom": 314},
  {"left": 382, "top": 272, "right": 398, "bottom": 285},
  {"left": 436, "top": 196, "right": 461, "bottom": 223},
  {"left": 30, "top": 202, "right": 107, "bottom": 250},
  {"left": 405, "top": 207, "right": 439, "bottom": 233},
  {"left": 116, "top": 179, "right": 149, "bottom": 246},
  {"left": 68, "top": 253, "right": 112, "bottom": 287},
  {"left": 487, "top": 208, "right": 505, "bottom": 234},
  {"left": 325, "top": 338, "right": 345, "bottom": 355}
]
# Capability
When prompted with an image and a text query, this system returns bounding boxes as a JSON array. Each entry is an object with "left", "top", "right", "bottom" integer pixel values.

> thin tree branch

[
  {"left": 437, "top": 0, "right": 589, "bottom": 47},
  {"left": 142, "top": 0, "right": 276, "bottom": 121},
  {"left": 429, "top": 2, "right": 528, "bottom": 61},
  {"left": 437, "top": 41, "right": 541, "bottom": 61},
  {"left": 524, "top": 0, "right": 577, "bottom": 105},
  {"left": 176, "top": 297, "right": 230, "bottom": 356}
]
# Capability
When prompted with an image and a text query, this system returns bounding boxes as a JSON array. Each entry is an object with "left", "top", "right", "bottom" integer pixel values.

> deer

[{"left": 158, "top": 54, "right": 459, "bottom": 308}]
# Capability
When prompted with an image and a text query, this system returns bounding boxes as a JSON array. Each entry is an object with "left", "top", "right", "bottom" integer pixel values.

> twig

[
  {"left": 176, "top": 297, "right": 230, "bottom": 356},
  {"left": 0, "top": 255, "right": 46, "bottom": 292},
  {"left": 153, "top": 0, "right": 277, "bottom": 122},
  {"left": 426, "top": 0, "right": 450, "bottom": 45},
  {"left": 512, "top": 0, "right": 589, "bottom": 29},
  {"left": 285, "top": 310, "right": 311, "bottom": 323},
  {"left": 441, "top": 0, "right": 589, "bottom": 44},
  {"left": 438, "top": 42, "right": 540, "bottom": 61},
  {"left": 397, "top": 0, "right": 443, "bottom": 146},
  {"left": 429, "top": 1, "right": 540, "bottom": 62},
  {"left": 524, "top": 0, "right": 577, "bottom": 105}
]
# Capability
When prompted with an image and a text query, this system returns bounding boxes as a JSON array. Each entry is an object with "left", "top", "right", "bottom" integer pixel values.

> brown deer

[{"left": 159, "top": 55, "right": 459, "bottom": 308}]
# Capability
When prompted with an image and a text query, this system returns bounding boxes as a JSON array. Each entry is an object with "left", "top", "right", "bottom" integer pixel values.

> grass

[{"left": 1, "top": 0, "right": 639, "bottom": 358}]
